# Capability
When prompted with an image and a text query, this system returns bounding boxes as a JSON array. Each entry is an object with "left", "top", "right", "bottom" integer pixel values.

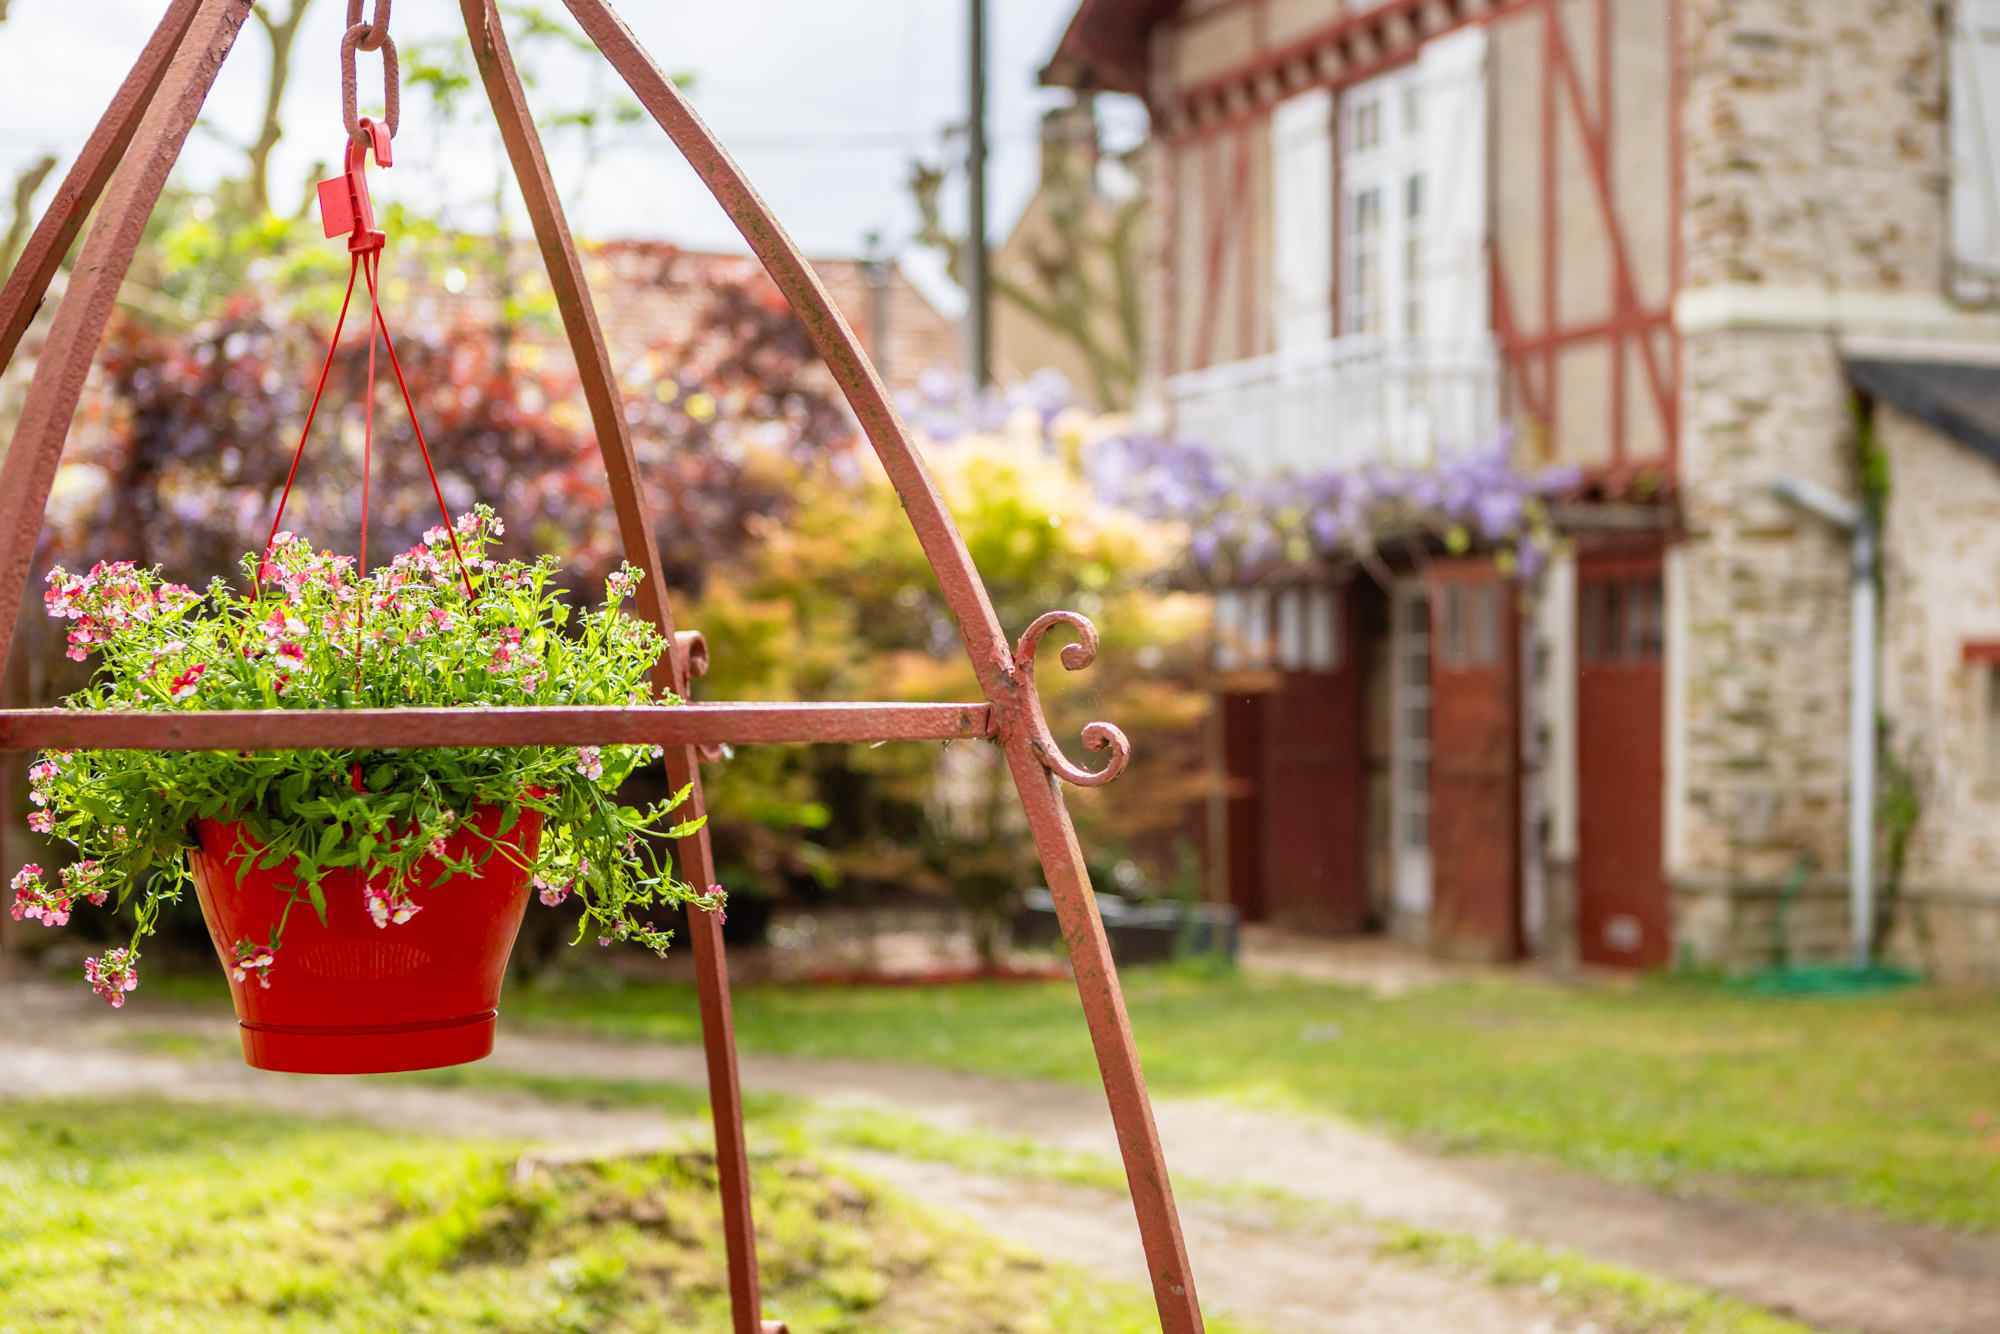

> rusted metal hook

[{"left": 316, "top": 116, "right": 392, "bottom": 254}]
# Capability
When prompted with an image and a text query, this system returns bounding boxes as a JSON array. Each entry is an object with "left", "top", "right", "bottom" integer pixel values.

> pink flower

[
  {"left": 11, "top": 865, "right": 72, "bottom": 928},
  {"left": 168, "top": 662, "right": 207, "bottom": 701},
  {"left": 230, "top": 939, "right": 276, "bottom": 989},
  {"left": 575, "top": 746, "right": 605, "bottom": 781},
  {"left": 27, "top": 809, "right": 53, "bottom": 834},
  {"left": 428, "top": 836, "right": 449, "bottom": 859},
  {"left": 535, "top": 876, "right": 572, "bottom": 907},
  {"left": 43, "top": 569, "right": 86, "bottom": 619},
  {"left": 84, "top": 949, "right": 139, "bottom": 1007},
  {"left": 363, "top": 884, "right": 421, "bottom": 928},
  {"left": 275, "top": 641, "right": 305, "bottom": 668}
]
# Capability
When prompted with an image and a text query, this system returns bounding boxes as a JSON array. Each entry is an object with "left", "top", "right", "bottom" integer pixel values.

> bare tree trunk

[
  {"left": 2, "top": 155, "right": 57, "bottom": 275},
  {"left": 245, "top": 0, "right": 314, "bottom": 216}
]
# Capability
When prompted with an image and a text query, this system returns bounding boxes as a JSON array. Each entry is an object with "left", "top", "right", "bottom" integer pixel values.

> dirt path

[{"left": 12, "top": 983, "right": 1999, "bottom": 1332}]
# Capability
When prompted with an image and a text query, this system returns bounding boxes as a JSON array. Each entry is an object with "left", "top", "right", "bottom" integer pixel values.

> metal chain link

[
  {"left": 340, "top": 0, "right": 398, "bottom": 143},
  {"left": 346, "top": 0, "right": 391, "bottom": 50}
]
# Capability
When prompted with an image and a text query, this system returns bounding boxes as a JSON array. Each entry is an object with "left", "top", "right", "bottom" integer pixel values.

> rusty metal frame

[{"left": 0, "top": 2, "right": 1204, "bottom": 1331}]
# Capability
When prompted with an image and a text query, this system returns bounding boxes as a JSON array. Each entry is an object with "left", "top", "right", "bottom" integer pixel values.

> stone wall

[
  {"left": 1877, "top": 404, "right": 2000, "bottom": 978},
  {"left": 1671, "top": 0, "right": 1949, "bottom": 970},
  {"left": 1673, "top": 332, "right": 1856, "bottom": 887},
  {"left": 1680, "top": 0, "right": 1946, "bottom": 294}
]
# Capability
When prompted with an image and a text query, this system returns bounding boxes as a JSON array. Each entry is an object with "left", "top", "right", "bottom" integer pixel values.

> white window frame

[
  {"left": 1340, "top": 67, "right": 1426, "bottom": 340},
  {"left": 1391, "top": 578, "right": 1433, "bottom": 919},
  {"left": 1271, "top": 88, "right": 1337, "bottom": 354},
  {"left": 1953, "top": 0, "right": 2000, "bottom": 304}
]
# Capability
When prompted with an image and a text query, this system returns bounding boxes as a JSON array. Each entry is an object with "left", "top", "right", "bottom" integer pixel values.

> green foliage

[
  {"left": 686, "top": 431, "right": 1209, "bottom": 927},
  {"left": 19, "top": 506, "right": 713, "bottom": 999}
]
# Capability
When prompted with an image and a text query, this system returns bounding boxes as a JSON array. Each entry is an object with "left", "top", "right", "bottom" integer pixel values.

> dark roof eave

[
  {"left": 1040, "top": 0, "right": 1174, "bottom": 96},
  {"left": 1847, "top": 356, "right": 2000, "bottom": 469}
]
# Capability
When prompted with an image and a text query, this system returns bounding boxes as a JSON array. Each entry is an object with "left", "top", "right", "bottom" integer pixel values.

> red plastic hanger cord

[{"left": 257, "top": 119, "right": 475, "bottom": 618}]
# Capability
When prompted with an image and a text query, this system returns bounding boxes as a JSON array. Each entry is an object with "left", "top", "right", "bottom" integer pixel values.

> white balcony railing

[{"left": 1165, "top": 335, "right": 1502, "bottom": 477}]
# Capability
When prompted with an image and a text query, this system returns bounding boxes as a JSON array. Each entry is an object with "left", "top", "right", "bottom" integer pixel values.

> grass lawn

[
  {"left": 486, "top": 963, "right": 2000, "bottom": 1232},
  {"left": 0, "top": 1098, "right": 1248, "bottom": 1333}
]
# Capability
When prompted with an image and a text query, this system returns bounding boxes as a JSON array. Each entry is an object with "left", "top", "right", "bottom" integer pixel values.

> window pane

[
  {"left": 1243, "top": 590, "right": 1271, "bottom": 669},
  {"left": 1579, "top": 583, "right": 1604, "bottom": 663},
  {"left": 1347, "top": 187, "right": 1383, "bottom": 335},
  {"left": 1306, "top": 588, "right": 1340, "bottom": 671},
  {"left": 1405, "top": 174, "right": 1425, "bottom": 337},
  {"left": 1440, "top": 585, "right": 1464, "bottom": 668},
  {"left": 1276, "top": 589, "right": 1305, "bottom": 671},
  {"left": 1471, "top": 585, "right": 1499, "bottom": 665},
  {"left": 1631, "top": 579, "right": 1664, "bottom": 660}
]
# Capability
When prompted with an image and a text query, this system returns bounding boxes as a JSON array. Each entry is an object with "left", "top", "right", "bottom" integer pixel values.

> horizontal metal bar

[{"left": 0, "top": 703, "right": 994, "bottom": 752}]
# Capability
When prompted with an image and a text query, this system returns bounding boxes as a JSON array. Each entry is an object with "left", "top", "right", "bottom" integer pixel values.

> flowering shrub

[{"left": 15, "top": 504, "right": 715, "bottom": 1005}]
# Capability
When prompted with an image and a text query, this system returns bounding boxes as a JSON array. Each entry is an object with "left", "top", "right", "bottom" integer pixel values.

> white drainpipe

[{"left": 1771, "top": 477, "right": 1876, "bottom": 967}]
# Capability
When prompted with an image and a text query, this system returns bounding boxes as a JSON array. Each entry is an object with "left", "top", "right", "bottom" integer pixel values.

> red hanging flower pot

[{"left": 189, "top": 806, "right": 544, "bottom": 1075}]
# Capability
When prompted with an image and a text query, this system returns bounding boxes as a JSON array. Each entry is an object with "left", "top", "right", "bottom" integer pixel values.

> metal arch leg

[
  {"left": 456, "top": 5, "right": 766, "bottom": 1328},
  {"left": 556, "top": 5, "right": 1205, "bottom": 1327},
  {"left": 1001, "top": 738, "right": 1205, "bottom": 1331},
  {"left": 0, "top": 0, "right": 253, "bottom": 672},
  {"left": 0, "top": 0, "right": 209, "bottom": 376}
]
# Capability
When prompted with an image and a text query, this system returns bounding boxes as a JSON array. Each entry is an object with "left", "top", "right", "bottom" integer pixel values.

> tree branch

[{"left": 1, "top": 153, "right": 57, "bottom": 276}]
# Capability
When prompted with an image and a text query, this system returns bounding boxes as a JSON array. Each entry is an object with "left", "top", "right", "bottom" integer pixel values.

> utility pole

[
  {"left": 966, "top": 0, "right": 992, "bottom": 389},
  {"left": 862, "top": 229, "right": 893, "bottom": 386}
]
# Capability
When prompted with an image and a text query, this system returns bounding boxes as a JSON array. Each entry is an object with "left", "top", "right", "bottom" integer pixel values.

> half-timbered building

[{"left": 1046, "top": 0, "right": 2000, "bottom": 979}]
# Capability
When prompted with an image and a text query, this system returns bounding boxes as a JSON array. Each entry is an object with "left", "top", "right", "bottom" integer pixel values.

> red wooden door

[
  {"left": 1256, "top": 639, "right": 1367, "bottom": 932},
  {"left": 1426, "top": 561, "right": 1522, "bottom": 960},
  {"left": 1576, "top": 551, "right": 1669, "bottom": 968}
]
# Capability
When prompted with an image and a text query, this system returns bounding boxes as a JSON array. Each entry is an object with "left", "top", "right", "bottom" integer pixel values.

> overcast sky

[{"left": 0, "top": 1, "right": 1144, "bottom": 307}]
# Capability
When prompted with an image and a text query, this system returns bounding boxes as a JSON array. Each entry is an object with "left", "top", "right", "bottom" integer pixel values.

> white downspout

[
  {"left": 1848, "top": 517, "right": 1878, "bottom": 968},
  {"left": 1771, "top": 476, "right": 1875, "bottom": 967}
]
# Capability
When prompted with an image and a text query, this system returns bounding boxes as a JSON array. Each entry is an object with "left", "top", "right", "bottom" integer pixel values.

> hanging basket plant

[
  {"left": 6, "top": 105, "right": 719, "bottom": 1074},
  {"left": 18, "top": 519, "right": 713, "bottom": 1074}
]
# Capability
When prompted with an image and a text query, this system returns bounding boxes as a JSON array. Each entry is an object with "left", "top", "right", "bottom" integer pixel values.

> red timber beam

[
  {"left": 1167, "top": 0, "right": 1536, "bottom": 136},
  {"left": 1543, "top": 0, "right": 1674, "bottom": 441},
  {"left": 1158, "top": 0, "right": 1684, "bottom": 481},
  {"left": 1193, "top": 127, "right": 1255, "bottom": 370}
]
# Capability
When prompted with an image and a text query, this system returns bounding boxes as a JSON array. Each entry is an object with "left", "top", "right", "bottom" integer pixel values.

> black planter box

[{"left": 1011, "top": 888, "right": 1239, "bottom": 967}]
